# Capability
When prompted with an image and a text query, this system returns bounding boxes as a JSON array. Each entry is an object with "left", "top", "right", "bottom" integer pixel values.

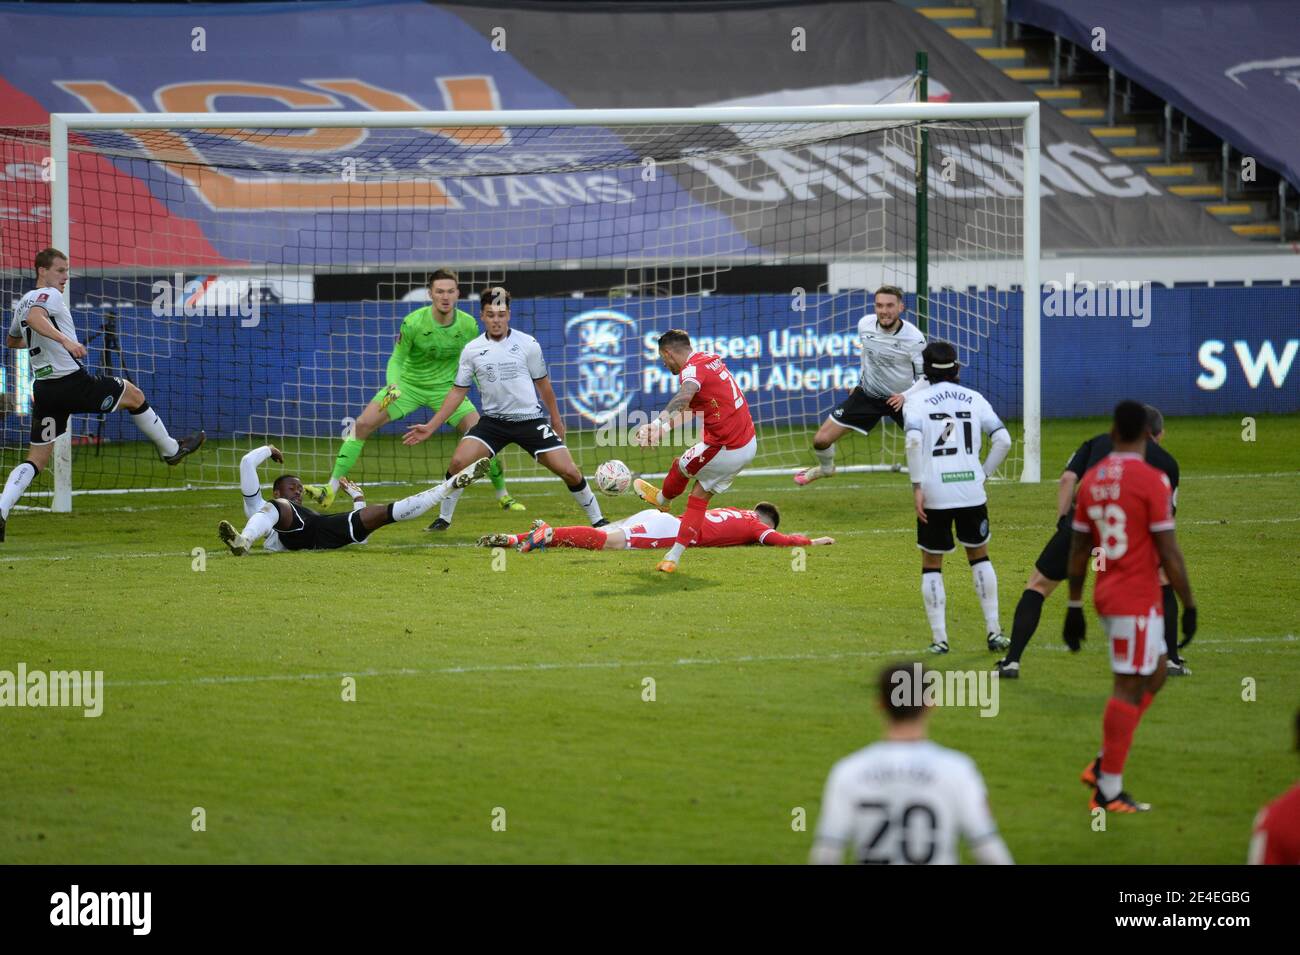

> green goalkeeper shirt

[{"left": 386, "top": 306, "right": 480, "bottom": 390}]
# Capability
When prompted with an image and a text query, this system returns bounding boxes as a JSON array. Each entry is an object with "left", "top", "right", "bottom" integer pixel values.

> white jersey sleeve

[
  {"left": 454, "top": 340, "right": 478, "bottom": 389},
  {"left": 525, "top": 336, "right": 547, "bottom": 380},
  {"left": 976, "top": 392, "right": 1006, "bottom": 438},
  {"left": 951, "top": 754, "right": 999, "bottom": 844},
  {"left": 810, "top": 758, "right": 856, "bottom": 859},
  {"left": 14, "top": 287, "right": 81, "bottom": 380}
]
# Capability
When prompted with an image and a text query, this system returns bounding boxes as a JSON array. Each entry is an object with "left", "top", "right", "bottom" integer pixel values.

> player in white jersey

[
  {"left": 403, "top": 287, "right": 605, "bottom": 527},
  {"left": 1, "top": 248, "right": 204, "bottom": 542},
  {"left": 794, "top": 285, "right": 928, "bottom": 485},
  {"left": 810, "top": 662, "right": 1013, "bottom": 865},
  {"left": 903, "top": 341, "right": 1012, "bottom": 654}
]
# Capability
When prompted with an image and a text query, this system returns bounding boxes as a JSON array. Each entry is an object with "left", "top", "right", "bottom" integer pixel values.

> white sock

[
  {"left": 971, "top": 558, "right": 1001, "bottom": 632},
  {"left": 439, "top": 484, "right": 464, "bottom": 522},
  {"left": 1, "top": 461, "right": 38, "bottom": 519},
  {"left": 240, "top": 502, "right": 280, "bottom": 544},
  {"left": 130, "top": 403, "right": 180, "bottom": 458},
  {"left": 1098, "top": 771, "right": 1122, "bottom": 801},
  {"left": 922, "top": 569, "right": 947, "bottom": 644},
  {"left": 495, "top": 487, "right": 507, "bottom": 500},
  {"left": 665, "top": 541, "right": 686, "bottom": 563},
  {"left": 814, "top": 446, "right": 836, "bottom": 475},
  {"left": 393, "top": 480, "right": 451, "bottom": 522},
  {"left": 569, "top": 478, "right": 603, "bottom": 524},
  {"left": 328, "top": 477, "right": 340, "bottom": 494}
]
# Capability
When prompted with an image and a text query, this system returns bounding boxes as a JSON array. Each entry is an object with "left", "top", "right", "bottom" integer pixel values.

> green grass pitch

[{"left": 1, "top": 414, "right": 1296, "bottom": 863}]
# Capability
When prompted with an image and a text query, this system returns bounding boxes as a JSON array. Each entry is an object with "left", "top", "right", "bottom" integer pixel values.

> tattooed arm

[{"left": 636, "top": 379, "right": 700, "bottom": 446}]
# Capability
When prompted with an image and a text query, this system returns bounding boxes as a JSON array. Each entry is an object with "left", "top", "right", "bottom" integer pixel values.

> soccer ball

[{"left": 594, "top": 459, "right": 633, "bottom": 496}]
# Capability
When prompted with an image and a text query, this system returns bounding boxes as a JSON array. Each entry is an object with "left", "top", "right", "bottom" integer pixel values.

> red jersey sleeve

[{"left": 758, "top": 529, "right": 813, "bottom": 547}]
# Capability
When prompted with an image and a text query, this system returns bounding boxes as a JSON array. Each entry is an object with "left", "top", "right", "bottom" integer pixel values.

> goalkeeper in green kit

[{"left": 303, "top": 269, "right": 523, "bottom": 527}]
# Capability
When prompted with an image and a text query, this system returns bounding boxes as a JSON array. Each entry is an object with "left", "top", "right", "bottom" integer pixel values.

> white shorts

[
  {"left": 617, "top": 508, "right": 681, "bottom": 549},
  {"left": 678, "top": 435, "right": 757, "bottom": 494},
  {"left": 1102, "top": 606, "right": 1165, "bottom": 676}
]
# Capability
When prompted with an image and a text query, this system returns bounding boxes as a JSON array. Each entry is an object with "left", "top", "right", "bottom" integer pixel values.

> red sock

[
  {"left": 1138, "top": 691, "right": 1155, "bottom": 718},
  {"left": 551, "top": 526, "right": 607, "bottom": 550},
  {"left": 674, "top": 495, "right": 708, "bottom": 548},
  {"left": 662, "top": 459, "right": 689, "bottom": 501},
  {"left": 1100, "top": 697, "right": 1141, "bottom": 776}
]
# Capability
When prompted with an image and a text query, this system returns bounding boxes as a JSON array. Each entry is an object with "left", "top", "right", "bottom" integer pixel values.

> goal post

[{"left": 27, "top": 102, "right": 1041, "bottom": 507}]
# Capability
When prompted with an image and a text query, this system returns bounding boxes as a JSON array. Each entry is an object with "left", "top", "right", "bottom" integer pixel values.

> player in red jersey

[
  {"left": 1248, "top": 708, "right": 1300, "bottom": 864},
  {"left": 631, "top": 328, "right": 758, "bottom": 574},
  {"left": 479, "top": 502, "right": 834, "bottom": 552},
  {"left": 1064, "top": 400, "right": 1197, "bottom": 814}
]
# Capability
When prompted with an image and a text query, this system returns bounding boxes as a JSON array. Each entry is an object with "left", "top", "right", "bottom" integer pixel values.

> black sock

[
  {"left": 1005, "top": 589, "right": 1046, "bottom": 663},
  {"left": 567, "top": 477, "right": 588, "bottom": 493},
  {"left": 1162, "top": 584, "right": 1181, "bottom": 663}
]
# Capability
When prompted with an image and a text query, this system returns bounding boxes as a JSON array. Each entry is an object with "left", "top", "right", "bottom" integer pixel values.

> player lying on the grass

[
  {"left": 794, "top": 284, "right": 928, "bottom": 485},
  {"left": 1, "top": 247, "right": 204, "bottom": 543},
  {"left": 217, "top": 445, "right": 489, "bottom": 555},
  {"left": 996, "top": 404, "right": 1189, "bottom": 679},
  {"left": 904, "top": 341, "right": 1011, "bottom": 655},
  {"left": 402, "top": 286, "right": 606, "bottom": 529},
  {"left": 303, "top": 268, "right": 523, "bottom": 522},
  {"left": 810, "top": 662, "right": 1014, "bottom": 865},
  {"left": 479, "top": 502, "right": 834, "bottom": 552},
  {"left": 632, "top": 328, "right": 757, "bottom": 574},
  {"left": 1065, "top": 399, "right": 1197, "bottom": 813}
]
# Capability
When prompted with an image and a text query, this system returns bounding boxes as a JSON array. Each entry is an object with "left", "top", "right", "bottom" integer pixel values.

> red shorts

[{"left": 1102, "top": 605, "right": 1165, "bottom": 675}]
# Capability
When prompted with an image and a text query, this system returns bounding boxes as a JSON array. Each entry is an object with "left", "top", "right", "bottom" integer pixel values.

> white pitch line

[
  {"left": 96, "top": 635, "right": 1297, "bottom": 690},
  {"left": 14, "top": 469, "right": 1300, "bottom": 513},
  {"left": 6, "top": 512, "right": 1298, "bottom": 563}
]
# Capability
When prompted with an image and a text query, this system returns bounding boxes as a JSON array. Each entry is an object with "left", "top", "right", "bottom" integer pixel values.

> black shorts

[
  {"left": 829, "top": 387, "right": 903, "bottom": 435},
  {"left": 464, "top": 415, "right": 565, "bottom": 459},
  {"left": 1034, "top": 515, "right": 1074, "bottom": 581},
  {"left": 917, "top": 503, "right": 991, "bottom": 554},
  {"left": 276, "top": 503, "right": 373, "bottom": 551},
  {"left": 29, "top": 371, "right": 127, "bottom": 445}
]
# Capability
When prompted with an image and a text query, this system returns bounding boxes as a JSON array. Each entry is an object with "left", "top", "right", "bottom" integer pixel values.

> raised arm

[{"left": 240, "top": 445, "right": 282, "bottom": 516}]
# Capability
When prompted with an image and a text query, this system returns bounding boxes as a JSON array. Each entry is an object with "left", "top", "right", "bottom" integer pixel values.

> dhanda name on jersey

[{"left": 924, "top": 388, "right": 974, "bottom": 407}]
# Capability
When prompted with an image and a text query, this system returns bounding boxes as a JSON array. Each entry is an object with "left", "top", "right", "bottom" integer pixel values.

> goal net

[{"left": 1, "top": 105, "right": 1039, "bottom": 509}]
